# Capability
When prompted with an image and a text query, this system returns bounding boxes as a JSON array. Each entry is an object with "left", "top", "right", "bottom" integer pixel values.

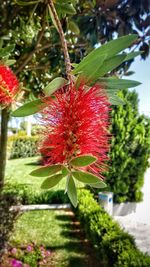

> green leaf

[
  {"left": 14, "top": 0, "right": 42, "bottom": 6},
  {"left": 96, "top": 55, "right": 126, "bottom": 77},
  {"left": 56, "top": 3, "right": 76, "bottom": 15},
  {"left": 12, "top": 99, "right": 45, "bottom": 117},
  {"left": 73, "top": 35, "right": 138, "bottom": 75},
  {"left": 124, "top": 51, "right": 142, "bottom": 62},
  {"left": 4, "top": 59, "right": 16, "bottom": 66},
  {"left": 70, "top": 155, "right": 97, "bottom": 167},
  {"left": 108, "top": 94, "right": 125, "bottom": 105},
  {"left": 85, "top": 54, "right": 107, "bottom": 82},
  {"left": 72, "top": 170, "right": 104, "bottom": 184},
  {"left": 73, "top": 53, "right": 107, "bottom": 75},
  {"left": 68, "top": 21, "right": 80, "bottom": 34},
  {"left": 43, "top": 77, "right": 68, "bottom": 96},
  {"left": 41, "top": 174, "right": 65, "bottom": 189},
  {"left": 30, "top": 164, "right": 63, "bottom": 177},
  {"left": 0, "top": 45, "right": 15, "bottom": 57},
  {"left": 87, "top": 181, "right": 106, "bottom": 188},
  {"left": 99, "top": 78, "right": 141, "bottom": 89},
  {"left": 62, "top": 166, "right": 69, "bottom": 176},
  {"left": 67, "top": 175, "right": 77, "bottom": 207},
  {"left": 48, "top": 4, "right": 59, "bottom": 32}
]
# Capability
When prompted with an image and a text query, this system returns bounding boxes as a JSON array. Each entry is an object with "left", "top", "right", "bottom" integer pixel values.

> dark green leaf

[
  {"left": 73, "top": 35, "right": 138, "bottom": 75},
  {"left": 56, "top": 3, "right": 76, "bottom": 15},
  {"left": 70, "top": 155, "right": 97, "bottom": 167},
  {"left": 72, "top": 170, "right": 103, "bottom": 184},
  {"left": 30, "top": 164, "right": 63, "bottom": 177},
  {"left": 12, "top": 99, "right": 45, "bottom": 117},
  {"left": 43, "top": 77, "right": 68, "bottom": 96},
  {"left": 41, "top": 174, "right": 65, "bottom": 189},
  {"left": 67, "top": 175, "right": 77, "bottom": 207}
]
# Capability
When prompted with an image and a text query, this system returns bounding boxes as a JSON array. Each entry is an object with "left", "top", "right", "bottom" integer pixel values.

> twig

[{"left": 48, "top": 0, "right": 72, "bottom": 83}]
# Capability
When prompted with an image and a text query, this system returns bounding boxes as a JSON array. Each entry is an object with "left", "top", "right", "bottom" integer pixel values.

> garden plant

[{"left": 0, "top": 1, "right": 150, "bottom": 266}]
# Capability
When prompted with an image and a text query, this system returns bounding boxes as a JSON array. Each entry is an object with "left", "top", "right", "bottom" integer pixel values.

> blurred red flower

[
  {"left": 0, "top": 65, "right": 19, "bottom": 106},
  {"left": 40, "top": 84, "right": 110, "bottom": 177}
]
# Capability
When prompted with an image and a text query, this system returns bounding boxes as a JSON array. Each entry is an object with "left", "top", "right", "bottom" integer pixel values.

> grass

[
  {"left": 4, "top": 157, "right": 101, "bottom": 266},
  {"left": 9, "top": 210, "right": 100, "bottom": 267},
  {"left": 5, "top": 157, "right": 82, "bottom": 192}
]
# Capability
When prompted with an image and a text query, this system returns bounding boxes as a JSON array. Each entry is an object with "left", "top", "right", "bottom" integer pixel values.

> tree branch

[{"left": 48, "top": 0, "right": 72, "bottom": 82}]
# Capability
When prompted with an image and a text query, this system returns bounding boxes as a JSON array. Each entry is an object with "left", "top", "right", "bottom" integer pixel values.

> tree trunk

[{"left": 0, "top": 107, "right": 9, "bottom": 191}]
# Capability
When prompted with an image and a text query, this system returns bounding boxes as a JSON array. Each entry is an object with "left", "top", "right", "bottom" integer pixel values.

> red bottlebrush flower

[
  {"left": 40, "top": 83, "right": 110, "bottom": 178},
  {"left": 0, "top": 65, "right": 19, "bottom": 106}
]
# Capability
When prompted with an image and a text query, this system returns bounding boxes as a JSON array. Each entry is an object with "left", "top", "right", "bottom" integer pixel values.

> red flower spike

[
  {"left": 0, "top": 65, "right": 19, "bottom": 106},
  {"left": 40, "top": 84, "right": 111, "bottom": 179}
]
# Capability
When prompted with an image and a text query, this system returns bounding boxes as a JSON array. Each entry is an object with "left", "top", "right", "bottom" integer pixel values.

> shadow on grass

[{"left": 53, "top": 213, "right": 104, "bottom": 267}]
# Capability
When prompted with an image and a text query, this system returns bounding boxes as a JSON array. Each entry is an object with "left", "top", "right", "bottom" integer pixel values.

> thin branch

[{"left": 48, "top": 0, "right": 72, "bottom": 82}]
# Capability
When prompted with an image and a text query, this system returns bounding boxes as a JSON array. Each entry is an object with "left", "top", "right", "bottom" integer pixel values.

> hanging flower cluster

[
  {"left": 0, "top": 65, "right": 19, "bottom": 106},
  {"left": 40, "top": 83, "right": 110, "bottom": 178}
]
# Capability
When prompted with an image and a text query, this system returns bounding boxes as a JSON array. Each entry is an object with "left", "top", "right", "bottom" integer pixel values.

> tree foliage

[
  {"left": 0, "top": 0, "right": 149, "bottom": 97},
  {"left": 106, "top": 90, "right": 150, "bottom": 203}
]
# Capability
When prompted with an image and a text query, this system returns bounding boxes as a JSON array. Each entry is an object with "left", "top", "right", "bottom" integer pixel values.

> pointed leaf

[
  {"left": 99, "top": 78, "right": 141, "bottom": 89},
  {"left": 56, "top": 3, "right": 76, "bottom": 15},
  {"left": 4, "top": 59, "right": 16, "bottom": 66},
  {"left": 30, "top": 164, "right": 63, "bottom": 177},
  {"left": 70, "top": 155, "right": 97, "bottom": 167},
  {"left": 73, "top": 35, "right": 138, "bottom": 74},
  {"left": 43, "top": 77, "right": 68, "bottom": 96},
  {"left": 87, "top": 181, "right": 106, "bottom": 188},
  {"left": 41, "top": 174, "right": 65, "bottom": 189},
  {"left": 67, "top": 175, "right": 77, "bottom": 207},
  {"left": 124, "top": 51, "right": 142, "bottom": 62},
  {"left": 86, "top": 54, "right": 107, "bottom": 82},
  {"left": 96, "top": 55, "right": 126, "bottom": 77},
  {"left": 72, "top": 170, "right": 103, "bottom": 184},
  {"left": 0, "top": 45, "right": 15, "bottom": 57},
  {"left": 48, "top": 4, "right": 59, "bottom": 31},
  {"left": 12, "top": 99, "right": 45, "bottom": 117}
]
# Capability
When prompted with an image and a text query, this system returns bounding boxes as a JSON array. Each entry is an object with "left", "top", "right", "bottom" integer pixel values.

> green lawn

[
  {"left": 10, "top": 210, "right": 100, "bottom": 267},
  {"left": 5, "top": 157, "right": 100, "bottom": 266},
  {"left": 5, "top": 157, "right": 82, "bottom": 192}
]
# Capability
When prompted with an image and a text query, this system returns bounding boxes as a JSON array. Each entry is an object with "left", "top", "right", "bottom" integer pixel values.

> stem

[
  {"left": 0, "top": 107, "right": 9, "bottom": 191},
  {"left": 49, "top": 0, "right": 72, "bottom": 82}
]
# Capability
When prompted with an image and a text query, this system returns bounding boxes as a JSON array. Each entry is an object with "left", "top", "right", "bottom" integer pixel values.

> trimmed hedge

[
  {"left": 76, "top": 189, "right": 150, "bottom": 267},
  {"left": 8, "top": 135, "right": 39, "bottom": 159},
  {"left": 2, "top": 183, "right": 69, "bottom": 205}
]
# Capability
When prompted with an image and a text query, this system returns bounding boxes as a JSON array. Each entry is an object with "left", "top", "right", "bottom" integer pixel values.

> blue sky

[{"left": 129, "top": 57, "right": 150, "bottom": 117}]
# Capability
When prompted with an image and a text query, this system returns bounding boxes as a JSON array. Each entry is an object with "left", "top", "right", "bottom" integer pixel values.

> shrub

[
  {"left": 75, "top": 189, "right": 150, "bottom": 267},
  {"left": 2, "top": 183, "right": 69, "bottom": 205},
  {"left": 8, "top": 135, "right": 39, "bottom": 159},
  {"left": 106, "top": 90, "right": 150, "bottom": 203}
]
